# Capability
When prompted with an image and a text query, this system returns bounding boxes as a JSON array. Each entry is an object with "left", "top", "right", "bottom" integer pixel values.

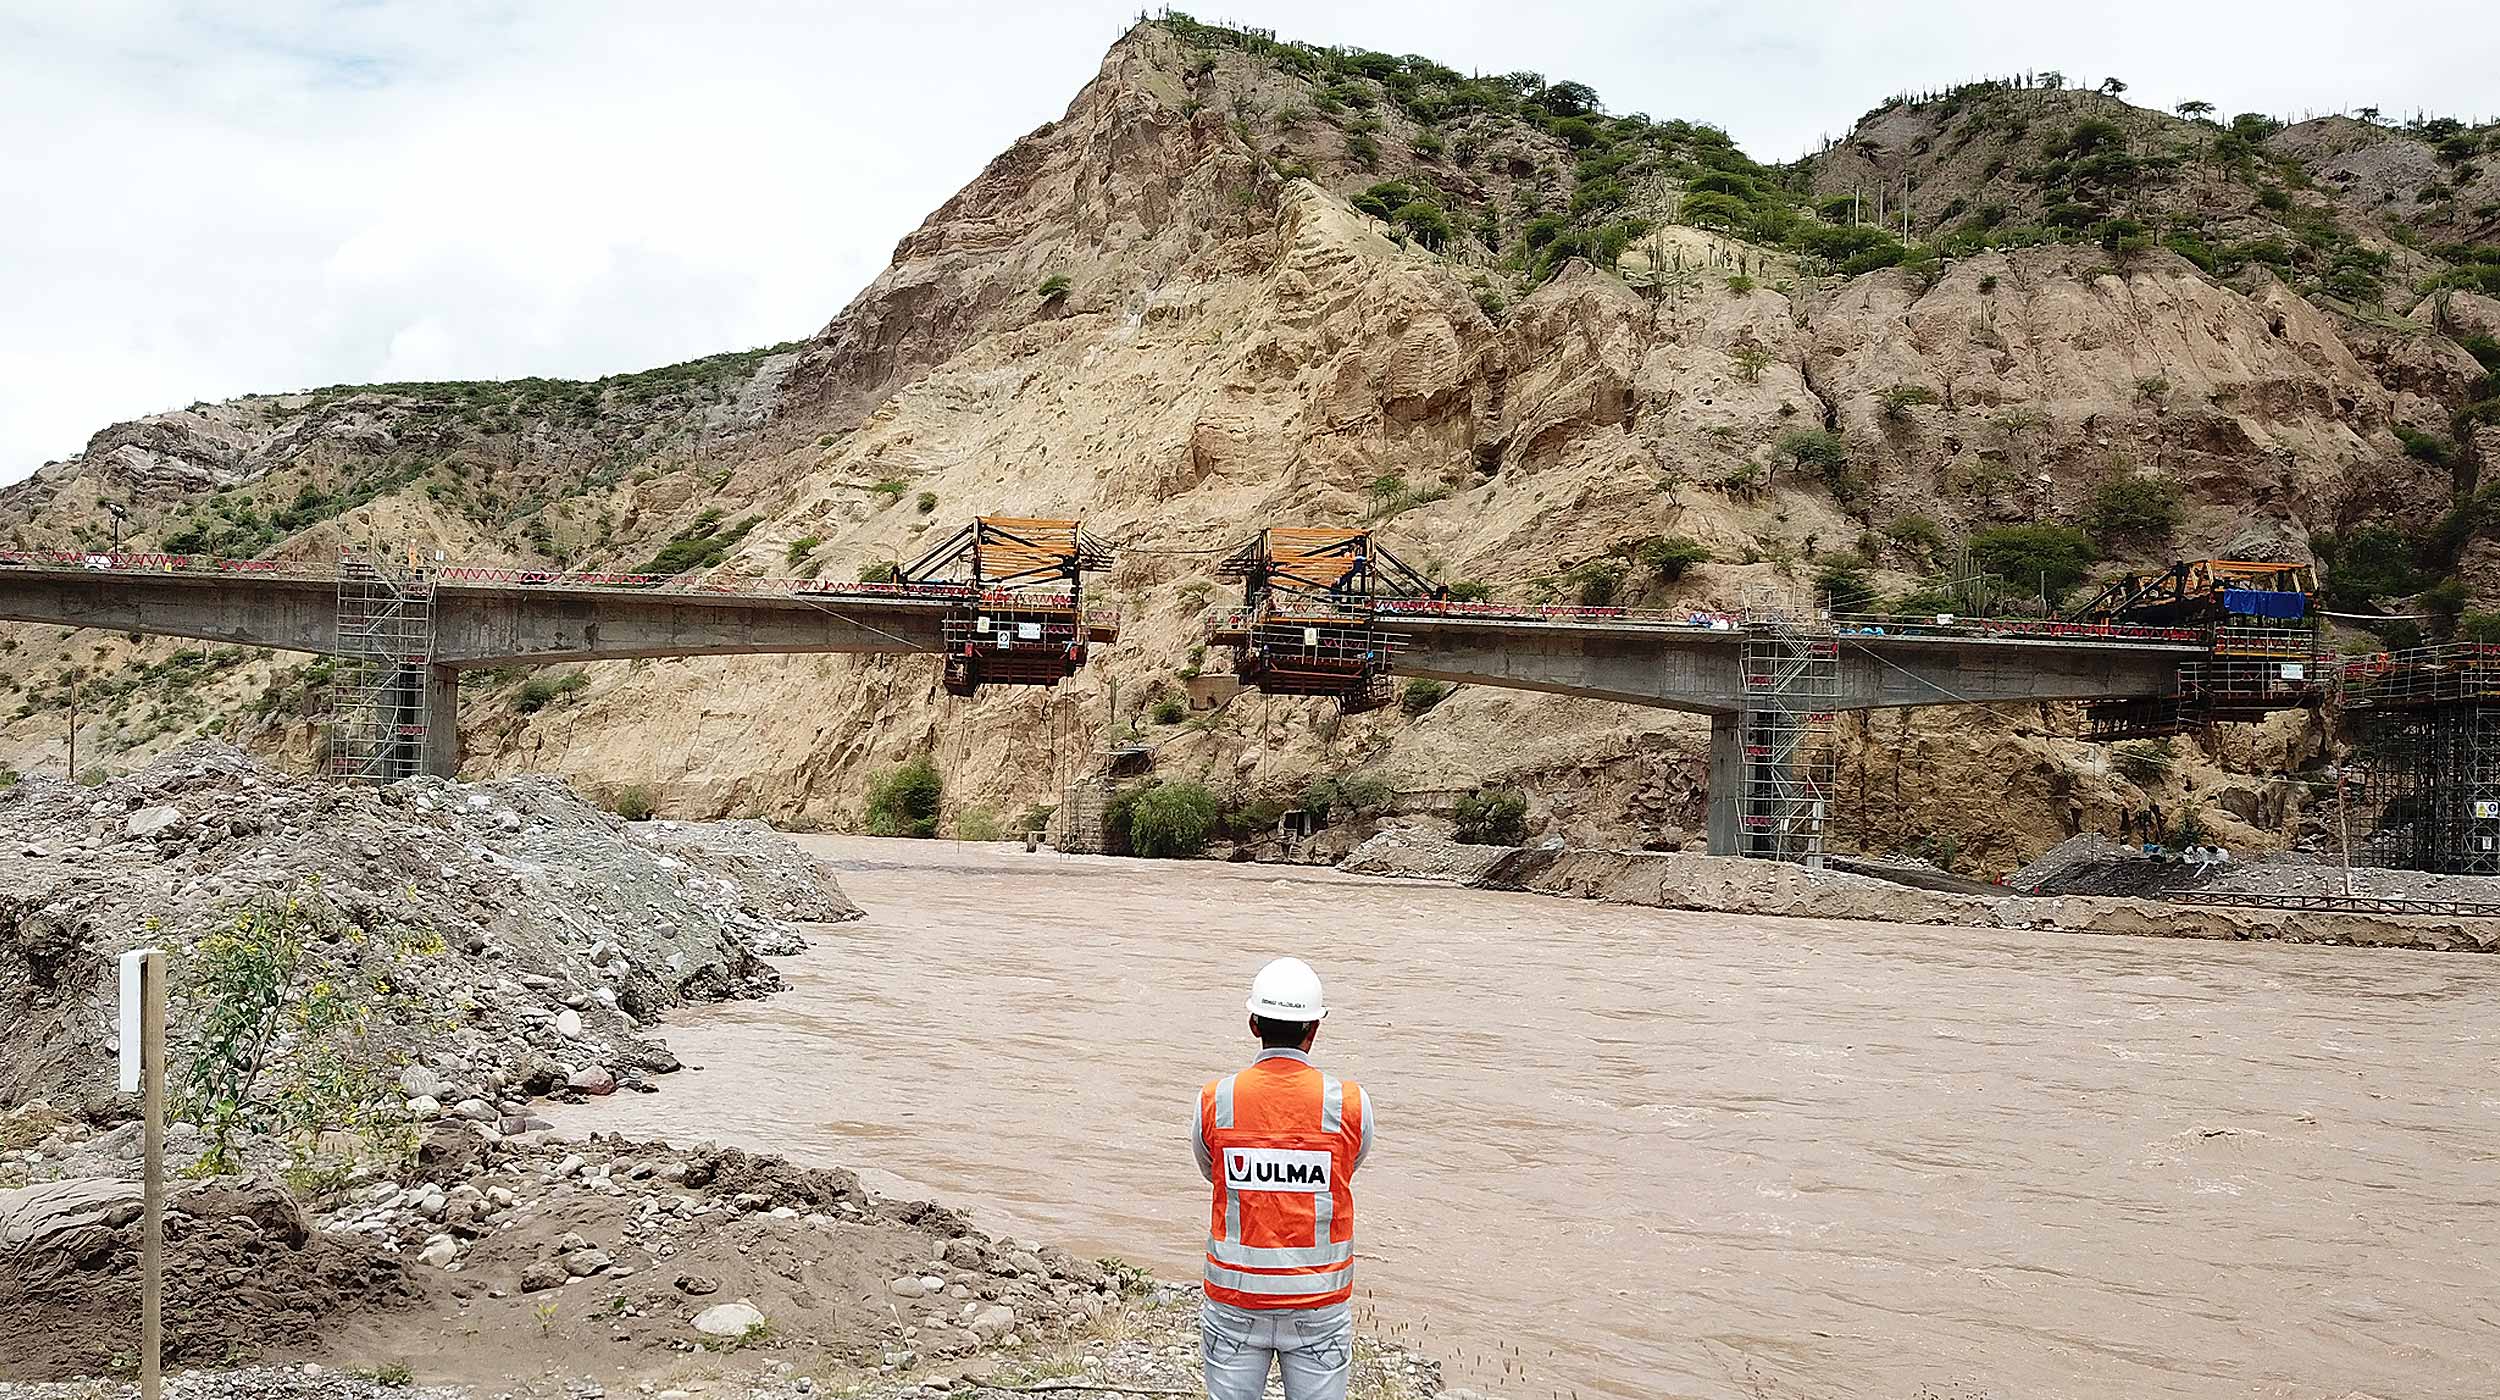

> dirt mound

[
  {"left": 0, "top": 741, "right": 858, "bottom": 1119},
  {"left": 0, "top": 1176, "right": 418, "bottom": 1379}
]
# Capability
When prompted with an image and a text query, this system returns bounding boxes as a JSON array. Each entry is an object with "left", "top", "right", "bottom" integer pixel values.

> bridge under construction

[{"left": 4, "top": 531, "right": 2486, "bottom": 871}]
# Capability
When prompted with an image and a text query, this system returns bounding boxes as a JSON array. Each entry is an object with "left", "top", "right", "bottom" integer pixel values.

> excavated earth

[{"left": 0, "top": 741, "right": 858, "bottom": 1117}]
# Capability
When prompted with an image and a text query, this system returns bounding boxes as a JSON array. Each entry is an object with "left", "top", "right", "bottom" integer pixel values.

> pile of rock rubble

[{"left": 0, "top": 741, "right": 859, "bottom": 1117}]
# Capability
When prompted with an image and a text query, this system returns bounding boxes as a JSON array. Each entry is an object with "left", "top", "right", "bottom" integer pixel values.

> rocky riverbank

[
  {"left": 0, "top": 1120, "right": 1443, "bottom": 1399},
  {"left": 1345, "top": 828, "right": 2500, "bottom": 952}
]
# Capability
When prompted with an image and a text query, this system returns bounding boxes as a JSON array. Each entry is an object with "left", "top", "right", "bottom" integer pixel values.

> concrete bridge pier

[
  {"left": 1706, "top": 712, "right": 1741, "bottom": 857},
  {"left": 422, "top": 663, "right": 461, "bottom": 779}
]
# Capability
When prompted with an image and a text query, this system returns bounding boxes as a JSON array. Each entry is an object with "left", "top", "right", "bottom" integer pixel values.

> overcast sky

[{"left": 5, "top": 1, "right": 2494, "bottom": 485}]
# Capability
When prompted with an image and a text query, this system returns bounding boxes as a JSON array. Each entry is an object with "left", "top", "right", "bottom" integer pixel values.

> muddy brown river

[{"left": 560, "top": 837, "right": 2500, "bottom": 1400}]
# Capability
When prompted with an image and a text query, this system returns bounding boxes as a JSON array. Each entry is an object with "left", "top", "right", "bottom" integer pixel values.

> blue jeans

[{"left": 1200, "top": 1297, "right": 1353, "bottom": 1400}]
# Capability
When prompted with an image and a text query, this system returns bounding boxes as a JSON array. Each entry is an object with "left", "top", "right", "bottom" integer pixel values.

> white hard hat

[{"left": 1246, "top": 956, "right": 1327, "bottom": 1022}]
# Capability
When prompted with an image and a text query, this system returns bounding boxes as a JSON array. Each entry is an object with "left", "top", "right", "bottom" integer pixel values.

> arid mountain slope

[{"left": 6, "top": 21, "right": 2498, "bottom": 875}]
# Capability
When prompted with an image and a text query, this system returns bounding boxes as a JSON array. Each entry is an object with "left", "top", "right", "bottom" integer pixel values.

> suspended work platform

[
  {"left": 2073, "top": 560, "right": 2324, "bottom": 739},
  {"left": 1208, "top": 527, "right": 1438, "bottom": 714},
  {"left": 901, "top": 516, "right": 1115, "bottom": 696}
]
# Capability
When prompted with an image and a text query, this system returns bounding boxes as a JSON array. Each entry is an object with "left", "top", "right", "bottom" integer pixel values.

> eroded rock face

[{"left": 4, "top": 24, "right": 2493, "bottom": 877}]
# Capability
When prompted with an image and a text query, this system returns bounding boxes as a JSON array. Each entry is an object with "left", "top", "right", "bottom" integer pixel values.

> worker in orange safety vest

[{"left": 1191, "top": 956, "right": 1374, "bottom": 1400}]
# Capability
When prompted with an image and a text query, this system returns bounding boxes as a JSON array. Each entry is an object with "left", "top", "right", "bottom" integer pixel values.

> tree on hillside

[
  {"left": 2175, "top": 100, "right": 2216, "bottom": 120},
  {"left": 2099, "top": 77, "right": 2128, "bottom": 98}
]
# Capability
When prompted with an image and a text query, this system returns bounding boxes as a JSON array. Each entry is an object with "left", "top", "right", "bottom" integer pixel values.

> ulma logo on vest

[{"left": 1224, "top": 1147, "right": 1331, "bottom": 1190}]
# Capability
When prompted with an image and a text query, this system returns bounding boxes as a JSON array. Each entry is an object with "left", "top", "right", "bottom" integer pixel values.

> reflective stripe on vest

[{"left": 1200, "top": 1060, "right": 1362, "bottom": 1309}]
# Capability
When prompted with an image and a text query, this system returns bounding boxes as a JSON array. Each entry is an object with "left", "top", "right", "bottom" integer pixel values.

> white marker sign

[{"left": 118, "top": 948, "right": 159, "bottom": 1093}]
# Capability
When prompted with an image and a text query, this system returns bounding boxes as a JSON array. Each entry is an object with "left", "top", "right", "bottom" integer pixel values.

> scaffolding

[
  {"left": 2340, "top": 643, "right": 2500, "bottom": 874},
  {"left": 1209, "top": 526, "right": 1436, "bottom": 714},
  {"left": 902, "top": 517, "right": 1114, "bottom": 696},
  {"left": 1738, "top": 595, "right": 1839, "bottom": 866},
  {"left": 327, "top": 545, "right": 436, "bottom": 784}
]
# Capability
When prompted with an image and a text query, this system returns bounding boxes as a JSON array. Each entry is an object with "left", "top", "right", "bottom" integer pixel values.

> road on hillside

[{"left": 556, "top": 837, "right": 2500, "bottom": 1400}]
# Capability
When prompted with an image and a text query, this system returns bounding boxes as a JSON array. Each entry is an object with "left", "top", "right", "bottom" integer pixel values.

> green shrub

[
  {"left": 1400, "top": 678, "right": 1451, "bottom": 715},
  {"left": 1813, "top": 555, "right": 1878, "bottom": 613},
  {"left": 864, "top": 758, "right": 942, "bottom": 837},
  {"left": 611, "top": 786, "right": 656, "bottom": 822},
  {"left": 1773, "top": 428, "right": 1848, "bottom": 475},
  {"left": 1452, "top": 788, "right": 1528, "bottom": 846},
  {"left": 1036, "top": 274, "right": 1071, "bottom": 301},
  {"left": 2381, "top": 618, "right": 2424, "bottom": 651},
  {"left": 1150, "top": 697, "right": 1187, "bottom": 725},
  {"left": 1967, "top": 524, "right": 2097, "bottom": 603},
  {"left": 1128, "top": 781, "right": 1221, "bottom": 858},
  {"left": 859, "top": 561, "right": 901, "bottom": 584},
  {"left": 2087, "top": 475, "right": 2181, "bottom": 540},
  {"left": 1392, "top": 201, "right": 1453, "bottom": 250},
  {"left": 954, "top": 805, "right": 1006, "bottom": 842},
  {"left": 2457, "top": 610, "right": 2500, "bottom": 643},
  {"left": 1876, "top": 384, "right": 1938, "bottom": 421},
  {"left": 785, "top": 536, "right": 822, "bottom": 566},
  {"left": 916, "top": 490, "right": 938, "bottom": 515},
  {"left": 1304, "top": 773, "right": 1392, "bottom": 825},
  {"left": 638, "top": 510, "right": 760, "bottom": 575},
  {"left": 1446, "top": 580, "right": 1491, "bottom": 602},
  {"left": 513, "top": 671, "right": 589, "bottom": 713},
  {"left": 2395, "top": 425, "right": 2454, "bottom": 466},
  {"left": 177, "top": 886, "right": 431, "bottom": 1181},
  {"left": 2112, "top": 739, "right": 2173, "bottom": 786},
  {"left": 2422, "top": 578, "right": 2468, "bottom": 637},
  {"left": 78, "top": 766, "right": 108, "bottom": 787},
  {"left": 1885, "top": 514, "right": 1945, "bottom": 558},
  {"left": 1571, "top": 561, "right": 1625, "bottom": 606},
  {"left": 1637, "top": 535, "right": 1712, "bottom": 581},
  {"left": 2313, "top": 523, "right": 2422, "bottom": 607}
]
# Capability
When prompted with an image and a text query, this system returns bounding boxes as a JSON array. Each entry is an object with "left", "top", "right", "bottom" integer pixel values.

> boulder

[
  {"left": 693, "top": 1301, "right": 765, "bottom": 1338},
  {"left": 125, "top": 806, "right": 184, "bottom": 840}
]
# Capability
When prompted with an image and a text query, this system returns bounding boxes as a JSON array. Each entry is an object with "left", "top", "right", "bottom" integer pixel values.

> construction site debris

[{"left": 0, "top": 741, "right": 859, "bottom": 1116}]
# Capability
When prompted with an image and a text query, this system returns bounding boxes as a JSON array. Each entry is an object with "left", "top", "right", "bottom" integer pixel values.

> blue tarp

[{"left": 2222, "top": 587, "right": 2307, "bottom": 619}]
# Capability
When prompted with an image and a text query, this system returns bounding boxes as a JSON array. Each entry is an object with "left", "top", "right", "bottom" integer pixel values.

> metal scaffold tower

[
  {"left": 328, "top": 545, "right": 437, "bottom": 784},
  {"left": 1739, "top": 593, "right": 1839, "bottom": 866},
  {"left": 2340, "top": 644, "right": 2500, "bottom": 874}
]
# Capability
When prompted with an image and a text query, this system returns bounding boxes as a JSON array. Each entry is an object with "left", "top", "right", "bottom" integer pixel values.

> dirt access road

[{"left": 556, "top": 837, "right": 2500, "bottom": 1400}]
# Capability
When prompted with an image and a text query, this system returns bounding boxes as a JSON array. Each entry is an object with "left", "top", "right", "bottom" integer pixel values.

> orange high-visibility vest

[{"left": 1198, "top": 1052, "right": 1369, "bottom": 1309}]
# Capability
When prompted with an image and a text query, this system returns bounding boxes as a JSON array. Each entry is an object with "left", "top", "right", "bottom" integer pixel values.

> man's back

[{"left": 1194, "top": 958, "right": 1374, "bottom": 1400}]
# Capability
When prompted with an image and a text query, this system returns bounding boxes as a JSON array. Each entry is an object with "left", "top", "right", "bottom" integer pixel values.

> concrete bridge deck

[{"left": 1, "top": 562, "right": 2211, "bottom": 855}]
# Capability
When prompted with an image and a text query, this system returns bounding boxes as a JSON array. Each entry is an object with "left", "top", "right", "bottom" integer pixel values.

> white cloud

[{"left": 5, "top": 0, "right": 2494, "bottom": 484}]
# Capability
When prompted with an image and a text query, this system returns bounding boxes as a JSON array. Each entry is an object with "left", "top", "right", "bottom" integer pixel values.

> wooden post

[{"left": 120, "top": 948, "right": 167, "bottom": 1400}]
